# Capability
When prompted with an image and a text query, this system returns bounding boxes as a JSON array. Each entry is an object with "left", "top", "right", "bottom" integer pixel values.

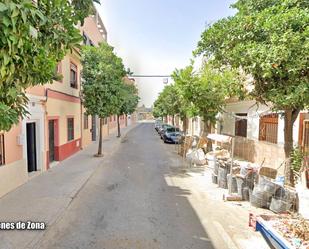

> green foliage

[
  {"left": 81, "top": 43, "right": 127, "bottom": 118},
  {"left": 290, "top": 146, "right": 303, "bottom": 173},
  {"left": 153, "top": 84, "right": 188, "bottom": 120},
  {"left": 194, "top": 63, "right": 243, "bottom": 125},
  {"left": 72, "top": 0, "right": 100, "bottom": 25},
  {"left": 195, "top": 0, "right": 309, "bottom": 111},
  {"left": 195, "top": 0, "right": 308, "bottom": 178},
  {"left": 171, "top": 62, "right": 243, "bottom": 125},
  {"left": 0, "top": 0, "right": 98, "bottom": 131},
  {"left": 171, "top": 65, "right": 198, "bottom": 119},
  {"left": 117, "top": 83, "right": 139, "bottom": 115}
]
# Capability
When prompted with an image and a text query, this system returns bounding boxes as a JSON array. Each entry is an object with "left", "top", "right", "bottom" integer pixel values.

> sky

[{"left": 96, "top": 0, "right": 236, "bottom": 108}]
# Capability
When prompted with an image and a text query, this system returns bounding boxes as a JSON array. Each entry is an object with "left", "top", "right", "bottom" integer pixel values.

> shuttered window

[{"left": 259, "top": 114, "right": 278, "bottom": 144}]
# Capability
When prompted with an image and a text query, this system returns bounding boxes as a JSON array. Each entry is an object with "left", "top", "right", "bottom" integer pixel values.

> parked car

[
  {"left": 160, "top": 126, "right": 180, "bottom": 139},
  {"left": 155, "top": 120, "right": 162, "bottom": 131},
  {"left": 157, "top": 124, "right": 172, "bottom": 135},
  {"left": 162, "top": 128, "right": 183, "bottom": 144}
]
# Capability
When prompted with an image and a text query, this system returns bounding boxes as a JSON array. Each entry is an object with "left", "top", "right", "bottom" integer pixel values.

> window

[
  {"left": 70, "top": 63, "right": 78, "bottom": 89},
  {"left": 82, "top": 32, "right": 88, "bottom": 45},
  {"left": 235, "top": 113, "right": 247, "bottom": 137},
  {"left": 82, "top": 32, "right": 94, "bottom": 46},
  {"left": 84, "top": 113, "right": 88, "bottom": 129},
  {"left": 103, "top": 118, "right": 108, "bottom": 125},
  {"left": 0, "top": 134, "right": 5, "bottom": 166},
  {"left": 259, "top": 114, "right": 278, "bottom": 144},
  {"left": 67, "top": 118, "right": 74, "bottom": 141}
]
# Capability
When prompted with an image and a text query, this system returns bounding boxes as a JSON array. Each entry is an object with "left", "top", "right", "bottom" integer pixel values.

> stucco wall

[
  {"left": 81, "top": 16, "right": 105, "bottom": 45},
  {"left": 45, "top": 53, "right": 81, "bottom": 98},
  {"left": 0, "top": 159, "right": 27, "bottom": 198},
  {"left": 46, "top": 98, "right": 81, "bottom": 146},
  {"left": 220, "top": 100, "right": 307, "bottom": 174},
  {"left": 222, "top": 100, "right": 300, "bottom": 145},
  {"left": 81, "top": 106, "right": 92, "bottom": 148},
  {"left": 4, "top": 123, "right": 23, "bottom": 164}
]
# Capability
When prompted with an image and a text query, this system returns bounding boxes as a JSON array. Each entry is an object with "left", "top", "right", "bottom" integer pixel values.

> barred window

[
  {"left": 259, "top": 114, "right": 278, "bottom": 144},
  {"left": 67, "top": 118, "right": 74, "bottom": 141},
  {"left": 0, "top": 134, "right": 5, "bottom": 166}
]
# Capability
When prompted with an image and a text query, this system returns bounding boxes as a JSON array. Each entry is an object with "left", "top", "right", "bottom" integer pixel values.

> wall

[
  {"left": 0, "top": 159, "right": 27, "bottom": 197},
  {"left": 233, "top": 136, "right": 286, "bottom": 175},
  {"left": 81, "top": 110, "right": 92, "bottom": 149},
  {"left": 46, "top": 97, "right": 81, "bottom": 161},
  {"left": 0, "top": 124, "right": 27, "bottom": 198},
  {"left": 221, "top": 100, "right": 306, "bottom": 175},
  {"left": 80, "top": 16, "right": 105, "bottom": 46}
]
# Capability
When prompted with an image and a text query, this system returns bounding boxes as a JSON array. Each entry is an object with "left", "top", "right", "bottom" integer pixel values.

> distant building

[{"left": 137, "top": 105, "right": 153, "bottom": 120}]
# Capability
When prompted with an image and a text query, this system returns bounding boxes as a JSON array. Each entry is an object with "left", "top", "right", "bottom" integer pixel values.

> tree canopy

[
  {"left": 81, "top": 42, "right": 126, "bottom": 156},
  {"left": 81, "top": 43, "right": 126, "bottom": 119},
  {"left": 195, "top": 0, "right": 309, "bottom": 184},
  {"left": 0, "top": 0, "right": 99, "bottom": 131},
  {"left": 195, "top": 0, "right": 309, "bottom": 112},
  {"left": 117, "top": 83, "right": 139, "bottom": 116}
]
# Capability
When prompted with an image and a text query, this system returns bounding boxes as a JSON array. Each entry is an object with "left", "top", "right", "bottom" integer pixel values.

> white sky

[{"left": 96, "top": 0, "right": 235, "bottom": 108}]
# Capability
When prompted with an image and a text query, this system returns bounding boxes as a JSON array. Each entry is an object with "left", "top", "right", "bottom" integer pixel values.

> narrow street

[{"left": 34, "top": 123, "right": 215, "bottom": 249}]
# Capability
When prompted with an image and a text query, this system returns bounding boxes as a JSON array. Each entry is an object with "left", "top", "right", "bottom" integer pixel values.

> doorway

[
  {"left": 26, "top": 122, "right": 37, "bottom": 172},
  {"left": 49, "top": 120, "right": 55, "bottom": 162},
  {"left": 91, "top": 116, "right": 96, "bottom": 141}
]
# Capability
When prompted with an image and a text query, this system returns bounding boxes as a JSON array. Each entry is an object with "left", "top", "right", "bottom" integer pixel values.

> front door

[
  {"left": 26, "top": 122, "right": 37, "bottom": 172},
  {"left": 49, "top": 120, "right": 55, "bottom": 162},
  {"left": 92, "top": 116, "right": 96, "bottom": 141}
]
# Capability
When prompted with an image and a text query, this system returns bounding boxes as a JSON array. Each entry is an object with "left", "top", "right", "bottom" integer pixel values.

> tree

[
  {"left": 195, "top": 0, "right": 309, "bottom": 184},
  {"left": 116, "top": 83, "right": 139, "bottom": 137},
  {"left": 175, "top": 62, "right": 242, "bottom": 150},
  {"left": 171, "top": 65, "right": 199, "bottom": 134},
  {"left": 81, "top": 43, "right": 126, "bottom": 156},
  {"left": 0, "top": 0, "right": 99, "bottom": 131}
]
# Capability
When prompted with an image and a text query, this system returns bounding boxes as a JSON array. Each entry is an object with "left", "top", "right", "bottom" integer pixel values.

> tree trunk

[
  {"left": 172, "top": 115, "right": 175, "bottom": 126},
  {"left": 204, "top": 119, "right": 212, "bottom": 152},
  {"left": 284, "top": 109, "right": 300, "bottom": 186},
  {"left": 96, "top": 118, "right": 103, "bottom": 157},
  {"left": 182, "top": 117, "right": 187, "bottom": 135},
  {"left": 117, "top": 114, "right": 121, "bottom": 137}
]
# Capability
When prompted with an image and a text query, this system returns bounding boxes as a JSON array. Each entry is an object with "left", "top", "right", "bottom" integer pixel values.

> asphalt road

[{"left": 35, "top": 123, "right": 215, "bottom": 249}]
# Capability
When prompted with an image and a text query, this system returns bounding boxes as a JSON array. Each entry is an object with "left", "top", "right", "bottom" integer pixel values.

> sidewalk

[
  {"left": 0, "top": 123, "right": 139, "bottom": 249},
  {"left": 164, "top": 146, "right": 270, "bottom": 249}
]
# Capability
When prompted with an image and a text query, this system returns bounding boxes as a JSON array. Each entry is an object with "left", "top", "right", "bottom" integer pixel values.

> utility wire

[{"left": 131, "top": 75, "right": 171, "bottom": 78}]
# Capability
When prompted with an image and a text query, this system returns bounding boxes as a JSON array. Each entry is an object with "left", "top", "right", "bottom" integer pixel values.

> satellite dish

[{"left": 163, "top": 78, "right": 168, "bottom": 84}]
